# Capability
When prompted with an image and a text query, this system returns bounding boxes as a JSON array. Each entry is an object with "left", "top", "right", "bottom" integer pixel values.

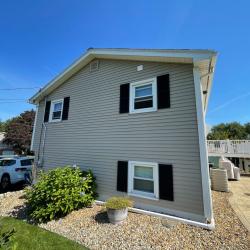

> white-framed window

[
  {"left": 49, "top": 99, "right": 64, "bottom": 122},
  {"left": 129, "top": 78, "right": 157, "bottom": 114},
  {"left": 128, "top": 161, "right": 159, "bottom": 199}
]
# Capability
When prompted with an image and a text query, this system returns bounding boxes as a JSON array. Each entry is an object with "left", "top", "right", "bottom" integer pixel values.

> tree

[
  {"left": 0, "top": 120, "right": 7, "bottom": 132},
  {"left": 207, "top": 122, "right": 248, "bottom": 140},
  {"left": 3, "top": 110, "right": 35, "bottom": 155},
  {"left": 245, "top": 122, "right": 250, "bottom": 138}
]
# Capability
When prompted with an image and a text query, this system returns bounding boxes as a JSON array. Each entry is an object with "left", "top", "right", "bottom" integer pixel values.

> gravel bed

[{"left": 0, "top": 191, "right": 249, "bottom": 249}]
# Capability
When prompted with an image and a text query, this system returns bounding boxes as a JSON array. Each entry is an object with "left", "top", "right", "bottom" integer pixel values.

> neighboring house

[
  {"left": 29, "top": 48, "right": 217, "bottom": 226},
  {"left": 0, "top": 132, "right": 14, "bottom": 155}
]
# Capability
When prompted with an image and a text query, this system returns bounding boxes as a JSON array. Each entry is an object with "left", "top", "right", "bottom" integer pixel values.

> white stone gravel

[{"left": 0, "top": 190, "right": 249, "bottom": 249}]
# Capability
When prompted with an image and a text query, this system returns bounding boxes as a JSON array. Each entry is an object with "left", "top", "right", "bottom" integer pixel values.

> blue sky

[{"left": 0, "top": 0, "right": 249, "bottom": 125}]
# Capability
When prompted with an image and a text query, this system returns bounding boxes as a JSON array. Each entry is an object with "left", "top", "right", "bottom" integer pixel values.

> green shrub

[
  {"left": 25, "top": 166, "right": 97, "bottom": 223},
  {"left": 105, "top": 197, "right": 133, "bottom": 210}
]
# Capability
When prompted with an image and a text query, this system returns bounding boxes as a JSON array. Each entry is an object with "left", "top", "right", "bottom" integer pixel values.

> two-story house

[{"left": 29, "top": 48, "right": 217, "bottom": 227}]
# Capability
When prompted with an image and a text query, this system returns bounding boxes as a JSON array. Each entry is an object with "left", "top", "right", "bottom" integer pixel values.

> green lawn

[{"left": 0, "top": 217, "right": 88, "bottom": 250}]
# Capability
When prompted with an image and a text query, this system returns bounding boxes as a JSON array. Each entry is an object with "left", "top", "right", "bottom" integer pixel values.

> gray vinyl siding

[{"left": 32, "top": 59, "right": 205, "bottom": 222}]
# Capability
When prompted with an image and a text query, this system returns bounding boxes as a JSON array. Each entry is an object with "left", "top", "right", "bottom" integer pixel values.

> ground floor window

[{"left": 128, "top": 161, "right": 159, "bottom": 199}]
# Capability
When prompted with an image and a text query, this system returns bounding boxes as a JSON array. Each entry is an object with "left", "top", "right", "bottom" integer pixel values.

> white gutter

[{"left": 95, "top": 200, "right": 215, "bottom": 230}]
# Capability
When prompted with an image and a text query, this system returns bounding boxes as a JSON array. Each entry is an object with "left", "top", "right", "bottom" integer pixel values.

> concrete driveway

[{"left": 228, "top": 177, "right": 250, "bottom": 232}]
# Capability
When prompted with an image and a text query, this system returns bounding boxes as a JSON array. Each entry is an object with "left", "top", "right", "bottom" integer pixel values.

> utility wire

[
  {"left": 0, "top": 99, "right": 27, "bottom": 100},
  {"left": 0, "top": 101, "right": 29, "bottom": 104},
  {"left": 0, "top": 87, "right": 41, "bottom": 91}
]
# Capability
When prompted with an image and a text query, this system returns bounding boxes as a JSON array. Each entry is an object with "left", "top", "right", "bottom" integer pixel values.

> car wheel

[{"left": 1, "top": 174, "right": 11, "bottom": 190}]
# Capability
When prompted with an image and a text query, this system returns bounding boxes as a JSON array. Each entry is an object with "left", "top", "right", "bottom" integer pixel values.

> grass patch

[{"left": 0, "top": 217, "right": 87, "bottom": 250}]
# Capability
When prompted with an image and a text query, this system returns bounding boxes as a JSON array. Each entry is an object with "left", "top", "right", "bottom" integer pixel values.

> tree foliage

[
  {"left": 207, "top": 122, "right": 250, "bottom": 140},
  {"left": 245, "top": 122, "right": 250, "bottom": 138},
  {"left": 3, "top": 110, "right": 35, "bottom": 155},
  {"left": 0, "top": 120, "right": 7, "bottom": 132}
]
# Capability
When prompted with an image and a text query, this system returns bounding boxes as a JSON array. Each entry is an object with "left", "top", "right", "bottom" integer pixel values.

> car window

[
  {"left": 0, "top": 160, "right": 16, "bottom": 166},
  {"left": 20, "top": 159, "right": 33, "bottom": 166}
]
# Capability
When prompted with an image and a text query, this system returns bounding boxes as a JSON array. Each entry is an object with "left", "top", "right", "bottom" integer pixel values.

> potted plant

[{"left": 105, "top": 196, "right": 133, "bottom": 224}]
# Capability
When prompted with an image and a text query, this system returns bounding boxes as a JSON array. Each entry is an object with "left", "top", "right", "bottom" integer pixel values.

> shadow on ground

[
  {"left": 0, "top": 182, "right": 27, "bottom": 194},
  {"left": 8, "top": 204, "right": 28, "bottom": 220},
  {"left": 94, "top": 211, "right": 109, "bottom": 224}
]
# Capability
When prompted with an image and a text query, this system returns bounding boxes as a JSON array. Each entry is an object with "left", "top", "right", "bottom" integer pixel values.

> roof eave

[{"left": 29, "top": 49, "right": 217, "bottom": 104}]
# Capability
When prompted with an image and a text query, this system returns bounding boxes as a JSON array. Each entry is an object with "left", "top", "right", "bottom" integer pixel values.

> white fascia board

[{"left": 90, "top": 48, "right": 216, "bottom": 60}]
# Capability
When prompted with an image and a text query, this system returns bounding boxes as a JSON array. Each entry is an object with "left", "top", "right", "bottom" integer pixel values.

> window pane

[
  {"left": 21, "top": 159, "right": 32, "bottom": 166},
  {"left": 52, "top": 111, "right": 61, "bottom": 119},
  {"left": 134, "top": 179, "right": 154, "bottom": 193},
  {"left": 0, "top": 160, "right": 16, "bottom": 166},
  {"left": 134, "top": 98, "right": 153, "bottom": 109},
  {"left": 54, "top": 102, "right": 62, "bottom": 112},
  {"left": 135, "top": 84, "right": 152, "bottom": 98},
  {"left": 134, "top": 166, "right": 153, "bottom": 179}
]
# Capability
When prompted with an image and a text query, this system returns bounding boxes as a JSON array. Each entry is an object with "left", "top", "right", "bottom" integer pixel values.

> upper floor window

[
  {"left": 129, "top": 78, "right": 157, "bottom": 113},
  {"left": 49, "top": 99, "right": 63, "bottom": 122}
]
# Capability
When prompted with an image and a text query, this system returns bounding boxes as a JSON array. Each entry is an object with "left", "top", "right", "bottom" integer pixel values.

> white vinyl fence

[{"left": 207, "top": 140, "right": 250, "bottom": 157}]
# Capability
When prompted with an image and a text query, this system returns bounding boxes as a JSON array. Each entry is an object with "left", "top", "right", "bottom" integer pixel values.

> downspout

[
  {"left": 30, "top": 104, "right": 39, "bottom": 151},
  {"left": 39, "top": 123, "right": 47, "bottom": 167},
  {"left": 37, "top": 97, "right": 48, "bottom": 168}
]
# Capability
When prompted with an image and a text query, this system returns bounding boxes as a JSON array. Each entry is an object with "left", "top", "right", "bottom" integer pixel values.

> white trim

[
  {"left": 30, "top": 104, "right": 39, "bottom": 151},
  {"left": 129, "top": 78, "right": 157, "bottom": 114},
  {"left": 128, "top": 161, "right": 159, "bottom": 199},
  {"left": 49, "top": 99, "right": 64, "bottom": 123},
  {"left": 193, "top": 65, "right": 213, "bottom": 223},
  {"left": 95, "top": 200, "right": 215, "bottom": 230}
]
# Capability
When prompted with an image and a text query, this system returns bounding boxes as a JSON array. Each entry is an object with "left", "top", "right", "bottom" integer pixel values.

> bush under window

[{"left": 25, "top": 166, "right": 97, "bottom": 223}]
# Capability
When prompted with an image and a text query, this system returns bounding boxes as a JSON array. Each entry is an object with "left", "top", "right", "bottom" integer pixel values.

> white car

[{"left": 0, "top": 157, "right": 34, "bottom": 190}]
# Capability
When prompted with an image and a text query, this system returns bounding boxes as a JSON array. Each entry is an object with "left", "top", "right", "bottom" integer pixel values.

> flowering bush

[{"left": 25, "top": 166, "right": 97, "bottom": 223}]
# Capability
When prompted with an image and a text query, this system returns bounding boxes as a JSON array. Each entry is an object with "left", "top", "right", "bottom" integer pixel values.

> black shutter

[
  {"left": 119, "top": 83, "right": 130, "bottom": 113},
  {"left": 117, "top": 161, "right": 128, "bottom": 192},
  {"left": 157, "top": 74, "right": 170, "bottom": 109},
  {"left": 159, "top": 164, "right": 174, "bottom": 201},
  {"left": 44, "top": 101, "right": 51, "bottom": 122},
  {"left": 62, "top": 97, "right": 70, "bottom": 120}
]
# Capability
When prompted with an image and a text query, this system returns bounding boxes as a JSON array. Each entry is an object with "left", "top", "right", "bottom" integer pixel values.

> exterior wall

[{"left": 32, "top": 59, "right": 205, "bottom": 222}]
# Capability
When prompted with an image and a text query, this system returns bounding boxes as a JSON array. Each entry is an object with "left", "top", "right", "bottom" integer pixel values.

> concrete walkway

[{"left": 228, "top": 177, "right": 250, "bottom": 231}]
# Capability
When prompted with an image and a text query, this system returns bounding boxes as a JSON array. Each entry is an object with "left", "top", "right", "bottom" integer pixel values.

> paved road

[{"left": 228, "top": 177, "right": 250, "bottom": 232}]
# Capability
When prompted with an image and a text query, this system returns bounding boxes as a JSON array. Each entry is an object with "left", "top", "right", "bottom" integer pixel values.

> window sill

[
  {"left": 48, "top": 119, "right": 62, "bottom": 123},
  {"left": 129, "top": 108, "right": 157, "bottom": 114},
  {"left": 128, "top": 192, "right": 159, "bottom": 201}
]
